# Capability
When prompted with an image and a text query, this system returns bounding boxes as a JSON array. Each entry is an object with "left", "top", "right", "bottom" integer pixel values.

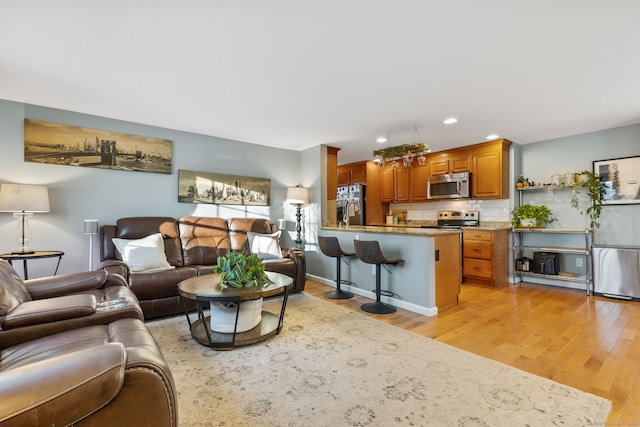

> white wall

[{"left": 0, "top": 99, "right": 303, "bottom": 278}]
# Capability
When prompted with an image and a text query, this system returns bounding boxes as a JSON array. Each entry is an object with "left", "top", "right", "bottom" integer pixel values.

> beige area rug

[{"left": 146, "top": 293, "right": 611, "bottom": 427}]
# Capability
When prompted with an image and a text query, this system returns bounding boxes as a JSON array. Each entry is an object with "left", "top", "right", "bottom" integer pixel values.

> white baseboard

[{"left": 305, "top": 274, "right": 438, "bottom": 317}]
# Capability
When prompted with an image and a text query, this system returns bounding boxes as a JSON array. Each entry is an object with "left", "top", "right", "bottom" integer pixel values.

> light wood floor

[{"left": 304, "top": 279, "right": 640, "bottom": 425}]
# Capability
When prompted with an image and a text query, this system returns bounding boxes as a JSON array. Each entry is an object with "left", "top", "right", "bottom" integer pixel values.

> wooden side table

[{"left": 0, "top": 251, "right": 64, "bottom": 279}]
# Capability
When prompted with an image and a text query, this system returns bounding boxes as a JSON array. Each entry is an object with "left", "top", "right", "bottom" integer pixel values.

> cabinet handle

[{"left": 472, "top": 249, "right": 481, "bottom": 253}]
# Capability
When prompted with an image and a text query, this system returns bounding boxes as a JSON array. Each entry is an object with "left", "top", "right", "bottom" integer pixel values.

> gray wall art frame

[
  {"left": 178, "top": 169, "right": 271, "bottom": 206},
  {"left": 24, "top": 119, "right": 172, "bottom": 174},
  {"left": 594, "top": 155, "right": 640, "bottom": 205}
]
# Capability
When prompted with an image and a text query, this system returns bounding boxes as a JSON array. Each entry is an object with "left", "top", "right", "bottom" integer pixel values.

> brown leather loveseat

[{"left": 99, "top": 216, "right": 306, "bottom": 319}]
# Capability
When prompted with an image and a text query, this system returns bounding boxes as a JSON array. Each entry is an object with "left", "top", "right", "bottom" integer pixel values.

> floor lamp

[
  {"left": 286, "top": 186, "right": 309, "bottom": 247},
  {"left": 0, "top": 184, "right": 50, "bottom": 254},
  {"left": 84, "top": 219, "right": 98, "bottom": 270}
]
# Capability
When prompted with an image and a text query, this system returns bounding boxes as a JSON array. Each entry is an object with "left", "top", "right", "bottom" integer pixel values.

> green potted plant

[
  {"left": 211, "top": 252, "right": 274, "bottom": 333},
  {"left": 570, "top": 170, "right": 606, "bottom": 229},
  {"left": 511, "top": 204, "right": 555, "bottom": 228},
  {"left": 214, "top": 252, "right": 274, "bottom": 289}
]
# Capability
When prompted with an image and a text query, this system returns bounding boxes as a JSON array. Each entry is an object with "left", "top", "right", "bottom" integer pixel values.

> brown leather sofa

[
  {"left": 99, "top": 216, "right": 306, "bottom": 319},
  {"left": 0, "top": 259, "right": 143, "bottom": 349},
  {"left": 0, "top": 318, "right": 177, "bottom": 426}
]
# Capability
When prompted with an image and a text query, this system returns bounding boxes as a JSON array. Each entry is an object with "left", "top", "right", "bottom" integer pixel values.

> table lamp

[
  {"left": 0, "top": 183, "right": 50, "bottom": 254},
  {"left": 286, "top": 186, "right": 309, "bottom": 246}
]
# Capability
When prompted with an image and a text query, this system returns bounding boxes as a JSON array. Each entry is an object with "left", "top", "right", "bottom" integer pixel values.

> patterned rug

[{"left": 146, "top": 293, "right": 611, "bottom": 427}]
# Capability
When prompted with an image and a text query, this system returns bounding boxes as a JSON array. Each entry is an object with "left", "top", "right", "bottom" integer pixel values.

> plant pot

[
  {"left": 520, "top": 218, "right": 537, "bottom": 228},
  {"left": 209, "top": 297, "right": 263, "bottom": 333}
]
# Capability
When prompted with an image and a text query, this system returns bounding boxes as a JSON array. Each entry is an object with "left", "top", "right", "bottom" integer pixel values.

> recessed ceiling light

[
  {"left": 443, "top": 117, "right": 458, "bottom": 125},
  {"left": 376, "top": 136, "right": 387, "bottom": 143},
  {"left": 486, "top": 134, "right": 500, "bottom": 140}
]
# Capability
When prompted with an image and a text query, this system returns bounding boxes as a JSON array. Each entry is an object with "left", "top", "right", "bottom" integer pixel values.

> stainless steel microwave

[{"left": 427, "top": 172, "right": 471, "bottom": 200}]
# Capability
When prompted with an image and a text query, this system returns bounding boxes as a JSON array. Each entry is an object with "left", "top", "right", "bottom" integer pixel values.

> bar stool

[
  {"left": 353, "top": 240, "right": 403, "bottom": 314},
  {"left": 318, "top": 236, "right": 355, "bottom": 299}
]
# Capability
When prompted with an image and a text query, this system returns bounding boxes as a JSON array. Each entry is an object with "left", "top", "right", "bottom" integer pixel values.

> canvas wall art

[
  {"left": 594, "top": 155, "right": 640, "bottom": 205},
  {"left": 24, "top": 119, "right": 172, "bottom": 174},
  {"left": 178, "top": 169, "right": 270, "bottom": 206}
]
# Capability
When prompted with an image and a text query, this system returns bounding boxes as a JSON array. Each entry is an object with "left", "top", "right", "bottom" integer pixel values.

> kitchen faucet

[{"left": 343, "top": 201, "right": 360, "bottom": 227}]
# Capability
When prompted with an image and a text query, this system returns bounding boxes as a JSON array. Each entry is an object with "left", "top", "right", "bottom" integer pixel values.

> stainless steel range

[{"left": 421, "top": 210, "right": 479, "bottom": 229}]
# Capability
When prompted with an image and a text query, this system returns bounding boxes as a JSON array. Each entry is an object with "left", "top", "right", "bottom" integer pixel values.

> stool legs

[
  {"left": 324, "top": 256, "right": 354, "bottom": 299},
  {"left": 361, "top": 264, "right": 397, "bottom": 314}
]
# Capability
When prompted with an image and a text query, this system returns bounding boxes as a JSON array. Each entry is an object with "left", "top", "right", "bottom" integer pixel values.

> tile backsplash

[{"left": 391, "top": 199, "right": 511, "bottom": 223}]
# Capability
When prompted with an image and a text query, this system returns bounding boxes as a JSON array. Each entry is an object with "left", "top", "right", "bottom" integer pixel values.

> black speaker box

[{"left": 532, "top": 252, "right": 560, "bottom": 275}]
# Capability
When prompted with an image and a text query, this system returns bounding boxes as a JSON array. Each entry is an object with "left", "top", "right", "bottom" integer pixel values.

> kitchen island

[{"left": 317, "top": 225, "right": 463, "bottom": 315}]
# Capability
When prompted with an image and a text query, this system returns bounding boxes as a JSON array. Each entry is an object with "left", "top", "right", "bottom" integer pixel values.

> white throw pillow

[
  {"left": 247, "top": 230, "right": 283, "bottom": 260},
  {"left": 112, "top": 233, "right": 175, "bottom": 273}
]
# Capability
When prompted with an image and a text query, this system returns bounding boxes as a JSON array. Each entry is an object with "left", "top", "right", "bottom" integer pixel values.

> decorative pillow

[
  {"left": 112, "top": 233, "right": 175, "bottom": 273},
  {"left": 247, "top": 230, "right": 283, "bottom": 260}
]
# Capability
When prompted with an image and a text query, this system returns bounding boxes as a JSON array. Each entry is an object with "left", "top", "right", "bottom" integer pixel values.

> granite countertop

[{"left": 320, "top": 225, "right": 462, "bottom": 236}]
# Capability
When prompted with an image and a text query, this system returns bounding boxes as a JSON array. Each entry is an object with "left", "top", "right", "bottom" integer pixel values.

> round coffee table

[{"left": 177, "top": 271, "right": 293, "bottom": 350}]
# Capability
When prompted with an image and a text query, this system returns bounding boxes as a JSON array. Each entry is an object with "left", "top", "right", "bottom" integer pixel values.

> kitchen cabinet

[
  {"left": 424, "top": 139, "right": 511, "bottom": 199},
  {"left": 435, "top": 233, "right": 462, "bottom": 310},
  {"left": 337, "top": 162, "right": 366, "bottom": 186},
  {"left": 471, "top": 139, "right": 511, "bottom": 199},
  {"left": 380, "top": 163, "right": 409, "bottom": 203},
  {"left": 427, "top": 151, "right": 471, "bottom": 177},
  {"left": 463, "top": 229, "right": 509, "bottom": 287},
  {"left": 409, "top": 163, "right": 429, "bottom": 201}
]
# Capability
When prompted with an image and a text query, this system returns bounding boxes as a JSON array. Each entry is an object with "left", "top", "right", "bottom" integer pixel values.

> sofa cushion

[
  {"left": 115, "top": 217, "right": 184, "bottom": 267},
  {"left": 113, "top": 233, "right": 175, "bottom": 273},
  {"left": 178, "top": 216, "right": 230, "bottom": 266},
  {"left": 0, "top": 260, "right": 32, "bottom": 317},
  {"left": 227, "top": 218, "right": 273, "bottom": 254},
  {"left": 248, "top": 230, "right": 283, "bottom": 260}
]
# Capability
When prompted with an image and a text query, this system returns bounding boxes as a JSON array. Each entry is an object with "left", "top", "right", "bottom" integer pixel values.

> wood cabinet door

[
  {"left": 472, "top": 150, "right": 502, "bottom": 198},
  {"left": 380, "top": 166, "right": 394, "bottom": 202},
  {"left": 394, "top": 165, "right": 410, "bottom": 202},
  {"left": 337, "top": 168, "right": 351, "bottom": 186},
  {"left": 350, "top": 163, "right": 367, "bottom": 184},
  {"left": 429, "top": 159, "right": 449, "bottom": 176},
  {"left": 450, "top": 155, "right": 471, "bottom": 173},
  {"left": 409, "top": 163, "right": 428, "bottom": 201}
]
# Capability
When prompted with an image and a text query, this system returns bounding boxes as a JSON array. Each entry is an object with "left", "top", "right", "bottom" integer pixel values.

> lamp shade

[
  {"left": 286, "top": 187, "right": 309, "bottom": 205},
  {"left": 0, "top": 184, "right": 50, "bottom": 213}
]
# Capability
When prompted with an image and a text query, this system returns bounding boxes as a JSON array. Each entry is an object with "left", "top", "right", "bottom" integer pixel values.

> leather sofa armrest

[
  {"left": 1, "top": 294, "right": 97, "bottom": 329},
  {"left": 97, "top": 259, "right": 130, "bottom": 280},
  {"left": 281, "top": 247, "right": 306, "bottom": 292},
  {"left": 0, "top": 342, "right": 125, "bottom": 426},
  {"left": 25, "top": 270, "right": 108, "bottom": 299}
]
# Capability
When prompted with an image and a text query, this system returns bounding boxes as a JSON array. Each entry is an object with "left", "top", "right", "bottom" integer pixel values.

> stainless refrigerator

[{"left": 336, "top": 184, "right": 365, "bottom": 226}]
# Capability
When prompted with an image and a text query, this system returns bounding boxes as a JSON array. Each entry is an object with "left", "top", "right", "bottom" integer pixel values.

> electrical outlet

[
  {"left": 576, "top": 258, "right": 583, "bottom": 267},
  {"left": 355, "top": 235, "right": 360, "bottom": 240},
  {"left": 372, "top": 265, "right": 376, "bottom": 275}
]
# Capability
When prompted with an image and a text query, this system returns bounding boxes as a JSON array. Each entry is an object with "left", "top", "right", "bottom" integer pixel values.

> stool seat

[
  {"left": 354, "top": 240, "right": 403, "bottom": 314},
  {"left": 318, "top": 236, "right": 354, "bottom": 299}
]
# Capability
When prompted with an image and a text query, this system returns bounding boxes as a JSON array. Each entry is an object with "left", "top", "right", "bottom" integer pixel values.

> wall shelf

[{"left": 513, "top": 188, "right": 593, "bottom": 294}]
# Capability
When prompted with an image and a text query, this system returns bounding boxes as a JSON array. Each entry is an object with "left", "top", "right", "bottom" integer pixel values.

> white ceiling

[{"left": 1, "top": 1, "right": 639, "bottom": 165}]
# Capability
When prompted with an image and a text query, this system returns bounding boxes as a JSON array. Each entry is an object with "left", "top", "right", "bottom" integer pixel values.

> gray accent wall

[
  {"left": 518, "top": 124, "right": 640, "bottom": 246},
  {"left": 0, "top": 99, "right": 302, "bottom": 278}
]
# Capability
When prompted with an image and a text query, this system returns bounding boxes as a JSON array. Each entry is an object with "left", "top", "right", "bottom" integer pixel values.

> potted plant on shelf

[
  {"left": 511, "top": 204, "right": 555, "bottom": 229},
  {"left": 570, "top": 170, "right": 606, "bottom": 229},
  {"left": 210, "top": 252, "right": 274, "bottom": 333}
]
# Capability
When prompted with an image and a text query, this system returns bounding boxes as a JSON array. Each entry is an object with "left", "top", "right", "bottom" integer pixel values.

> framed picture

[
  {"left": 593, "top": 155, "right": 640, "bottom": 205},
  {"left": 178, "top": 169, "right": 270, "bottom": 206},
  {"left": 24, "top": 119, "right": 172, "bottom": 174}
]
